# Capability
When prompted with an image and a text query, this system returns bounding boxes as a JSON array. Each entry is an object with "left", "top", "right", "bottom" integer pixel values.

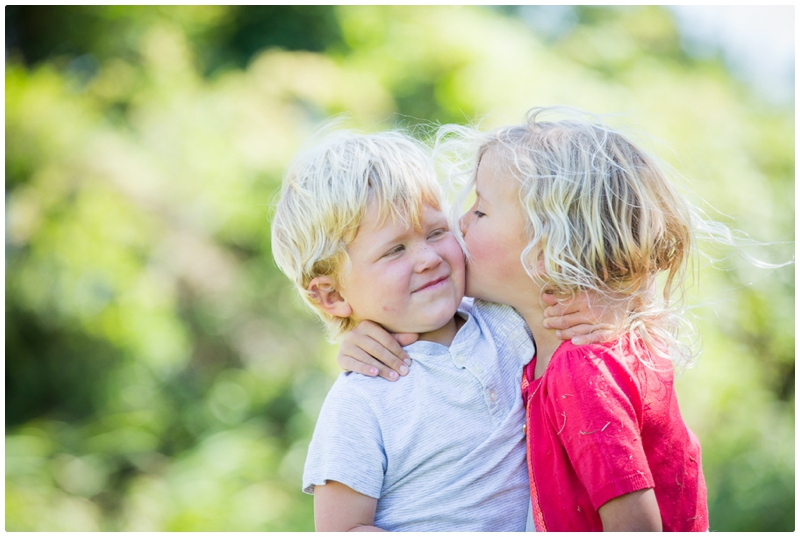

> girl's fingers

[
  {"left": 544, "top": 312, "right": 593, "bottom": 331},
  {"left": 543, "top": 300, "right": 585, "bottom": 319},
  {"left": 337, "top": 352, "right": 379, "bottom": 377},
  {"left": 358, "top": 335, "right": 410, "bottom": 377},
  {"left": 541, "top": 292, "right": 559, "bottom": 307},
  {"left": 336, "top": 320, "right": 412, "bottom": 379},
  {"left": 340, "top": 348, "right": 401, "bottom": 381},
  {"left": 552, "top": 323, "right": 594, "bottom": 340},
  {"left": 571, "top": 329, "right": 614, "bottom": 346},
  {"left": 554, "top": 323, "right": 614, "bottom": 341},
  {"left": 358, "top": 323, "right": 412, "bottom": 369}
]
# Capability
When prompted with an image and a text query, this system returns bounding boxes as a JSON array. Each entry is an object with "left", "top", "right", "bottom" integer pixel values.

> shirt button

[
  {"left": 474, "top": 364, "right": 483, "bottom": 374},
  {"left": 489, "top": 389, "right": 498, "bottom": 402}
]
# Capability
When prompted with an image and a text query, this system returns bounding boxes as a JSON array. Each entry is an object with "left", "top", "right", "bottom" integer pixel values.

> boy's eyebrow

[
  {"left": 368, "top": 228, "right": 410, "bottom": 256},
  {"left": 367, "top": 212, "right": 446, "bottom": 257}
]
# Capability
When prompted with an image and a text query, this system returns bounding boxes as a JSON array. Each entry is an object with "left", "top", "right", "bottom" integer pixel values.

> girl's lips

[{"left": 414, "top": 276, "right": 449, "bottom": 293}]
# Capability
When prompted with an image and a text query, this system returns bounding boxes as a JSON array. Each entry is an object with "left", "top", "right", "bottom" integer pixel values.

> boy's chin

[{"left": 394, "top": 312, "right": 459, "bottom": 336}]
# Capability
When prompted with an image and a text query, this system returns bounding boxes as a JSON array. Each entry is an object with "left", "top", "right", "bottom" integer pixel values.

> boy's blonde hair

[
  {"left": 439, "top": 107, "right": 699, "bottom": 368},
  {"left": 271, "top": 129, "right": 443, "bottom": 340}
]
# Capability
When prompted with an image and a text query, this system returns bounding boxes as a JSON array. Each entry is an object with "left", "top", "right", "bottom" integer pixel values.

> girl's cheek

[
  {"left": 464, "top": 227, "right": 487, "bottom": 259},
  {"left": 468, "top": 233, "right": 512, "bottom": 277}
]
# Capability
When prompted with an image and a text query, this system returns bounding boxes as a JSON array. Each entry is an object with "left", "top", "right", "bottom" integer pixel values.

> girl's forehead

[
  {"left": 477, "top": 147, "right": 501, "bottom": 171},
  {"left": 477, "top": 148, "right": 514, "bottom": 180},
  {"left": 477, "top": 151, "right": 519, "bottom": 196}
]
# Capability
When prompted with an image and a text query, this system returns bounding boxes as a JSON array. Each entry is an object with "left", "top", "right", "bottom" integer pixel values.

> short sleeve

[
  {"left": 543, "top": 345, "right": 654, "bottom": 509},
  {"left": 302, "top": 374, "right": 387, "bottom": 499}
]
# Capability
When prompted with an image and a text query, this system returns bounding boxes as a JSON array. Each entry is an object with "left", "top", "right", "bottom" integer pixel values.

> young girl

[
  {"left": 452, "top": 107, "right": 708, "bottom": 531},
  {"left": 341, "top": 107, "right": 710, "bottom": 531}
]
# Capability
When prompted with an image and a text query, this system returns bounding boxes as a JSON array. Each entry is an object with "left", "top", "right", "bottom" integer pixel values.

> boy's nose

[{"left": 416, "top": 244, "right": 442, "bottom": 272}]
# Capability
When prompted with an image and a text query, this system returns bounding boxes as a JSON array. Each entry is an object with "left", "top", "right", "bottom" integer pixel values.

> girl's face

[{"left": 459, "top": 150, "right": 536, "bottom": 309}]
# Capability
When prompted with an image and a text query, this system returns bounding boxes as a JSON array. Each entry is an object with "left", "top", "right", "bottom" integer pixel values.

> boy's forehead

[
  {"left": 367, "top": 199, "right": 443, "bottom": 226},
  {"left": 353, "top": 200, "right": 445, "bottom": 245}
]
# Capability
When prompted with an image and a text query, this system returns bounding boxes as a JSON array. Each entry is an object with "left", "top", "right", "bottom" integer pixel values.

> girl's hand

[
  {"left": 336, "top": 320, "right": 418, "bottom": 381},
  {"left": 542, "top": 291, "right": 626, "bottom": 345}
]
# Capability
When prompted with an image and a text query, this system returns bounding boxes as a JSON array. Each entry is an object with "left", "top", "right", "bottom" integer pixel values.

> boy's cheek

[
  {"left": 450, "top": 273, "right": 467, "bottom": 299},
  {"left": 380, "top": 303, "right": 397, "bottom": 313},
  {"left": 446, "top": 236, "right": 467, "bottom": 266},
  {"left": 446, "top": 242, "right": 468, "bottom": 294}
]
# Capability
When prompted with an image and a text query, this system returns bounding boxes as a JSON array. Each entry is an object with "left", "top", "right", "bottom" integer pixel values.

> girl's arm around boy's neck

[{"left": 314, "top": 480, "right": 386, "bottom": 532}]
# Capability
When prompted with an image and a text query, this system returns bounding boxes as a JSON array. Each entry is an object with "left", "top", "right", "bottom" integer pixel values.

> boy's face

[{"left": 338, "top": 201, "right": 465, "bottom": 335}]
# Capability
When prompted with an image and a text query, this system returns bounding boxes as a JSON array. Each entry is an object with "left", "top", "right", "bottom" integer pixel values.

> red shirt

[{"left": 522, "top": 339, "right": 708, "bottom": 531}]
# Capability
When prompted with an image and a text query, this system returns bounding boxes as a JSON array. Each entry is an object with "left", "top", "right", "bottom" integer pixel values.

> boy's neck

[{"left": 417, "top": 315, "right": 465, "bottom": 347}]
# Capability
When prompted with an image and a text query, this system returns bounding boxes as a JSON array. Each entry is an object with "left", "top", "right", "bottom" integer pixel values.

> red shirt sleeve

[{"left": 541, "top": 344, "right": 655, "bottom": 510}]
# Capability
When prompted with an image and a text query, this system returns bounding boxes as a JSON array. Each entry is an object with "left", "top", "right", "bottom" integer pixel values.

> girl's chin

[{"left": 465, "top": 284, "right": 495, "bottom": 303}]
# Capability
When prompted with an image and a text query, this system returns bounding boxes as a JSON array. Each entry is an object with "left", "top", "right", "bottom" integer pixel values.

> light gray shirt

[{"left": 302, "top": 298, "right": 535, "bottom": 532}]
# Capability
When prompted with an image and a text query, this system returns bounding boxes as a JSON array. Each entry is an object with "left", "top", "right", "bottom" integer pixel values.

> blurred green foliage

[{"left": 5, "top": 5, "right": 794, "bottom": 531}]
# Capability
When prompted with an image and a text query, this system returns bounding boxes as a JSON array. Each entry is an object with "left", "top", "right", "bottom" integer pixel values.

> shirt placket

[
  {"left": 522, "top": 359, "right": 548, "bottom": 532},
  {"left": 452, "top": 337, "right": 504, "bottom": 426}
]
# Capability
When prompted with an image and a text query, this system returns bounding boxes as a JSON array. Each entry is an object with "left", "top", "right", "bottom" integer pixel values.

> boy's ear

[{"left": 307, "top": 276, "right": 353, "bottom": 318}]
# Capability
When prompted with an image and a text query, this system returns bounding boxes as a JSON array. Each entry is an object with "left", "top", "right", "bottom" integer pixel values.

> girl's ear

[
  {"left": 523, "top": 253, "right": 546, "bottom": 275},
  {"left": 307, "top": 276, "right": 353, "bottom": 318}
]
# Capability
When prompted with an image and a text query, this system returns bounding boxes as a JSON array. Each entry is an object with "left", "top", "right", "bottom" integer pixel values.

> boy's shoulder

[
  {"left": 324, "top": 369, "right": 413, "bottom": 411},
  {"left": 328, "top": 370, "right": 392, "bottom": 395}
]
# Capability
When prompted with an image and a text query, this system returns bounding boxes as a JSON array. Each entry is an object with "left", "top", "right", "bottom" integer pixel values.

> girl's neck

[{"left": 516, "top": 302, "right": 564, "bottom": 378}]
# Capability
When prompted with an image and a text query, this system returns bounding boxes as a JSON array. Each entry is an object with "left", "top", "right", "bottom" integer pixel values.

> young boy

[{"left": 271, "top": 130, "right": 535, "bottom": 531}]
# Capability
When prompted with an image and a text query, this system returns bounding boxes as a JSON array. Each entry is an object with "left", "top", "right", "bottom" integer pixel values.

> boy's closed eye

[
  {"left": 382, "top": 245, "right": 405, "bottom": 258},
  {"left": 473, "top": 210, "right": 486, "bottom": 218},
  {"left": 382, "top": 228, "right": 448, "bottom": 258}
]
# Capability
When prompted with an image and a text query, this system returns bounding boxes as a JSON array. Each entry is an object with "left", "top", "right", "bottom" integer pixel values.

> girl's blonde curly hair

[{"left": 438, "top": 107, "right": 706, "bottom": 369}]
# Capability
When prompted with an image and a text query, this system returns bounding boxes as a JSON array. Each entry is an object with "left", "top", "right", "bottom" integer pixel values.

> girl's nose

[{"left": 459, "top": 212, "right": 469, "bottom": 237}]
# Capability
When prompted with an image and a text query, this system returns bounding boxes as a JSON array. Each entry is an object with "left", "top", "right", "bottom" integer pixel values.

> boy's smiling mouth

[{"left": 413, "top": 275, "right": 449, "bottom": 293}]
